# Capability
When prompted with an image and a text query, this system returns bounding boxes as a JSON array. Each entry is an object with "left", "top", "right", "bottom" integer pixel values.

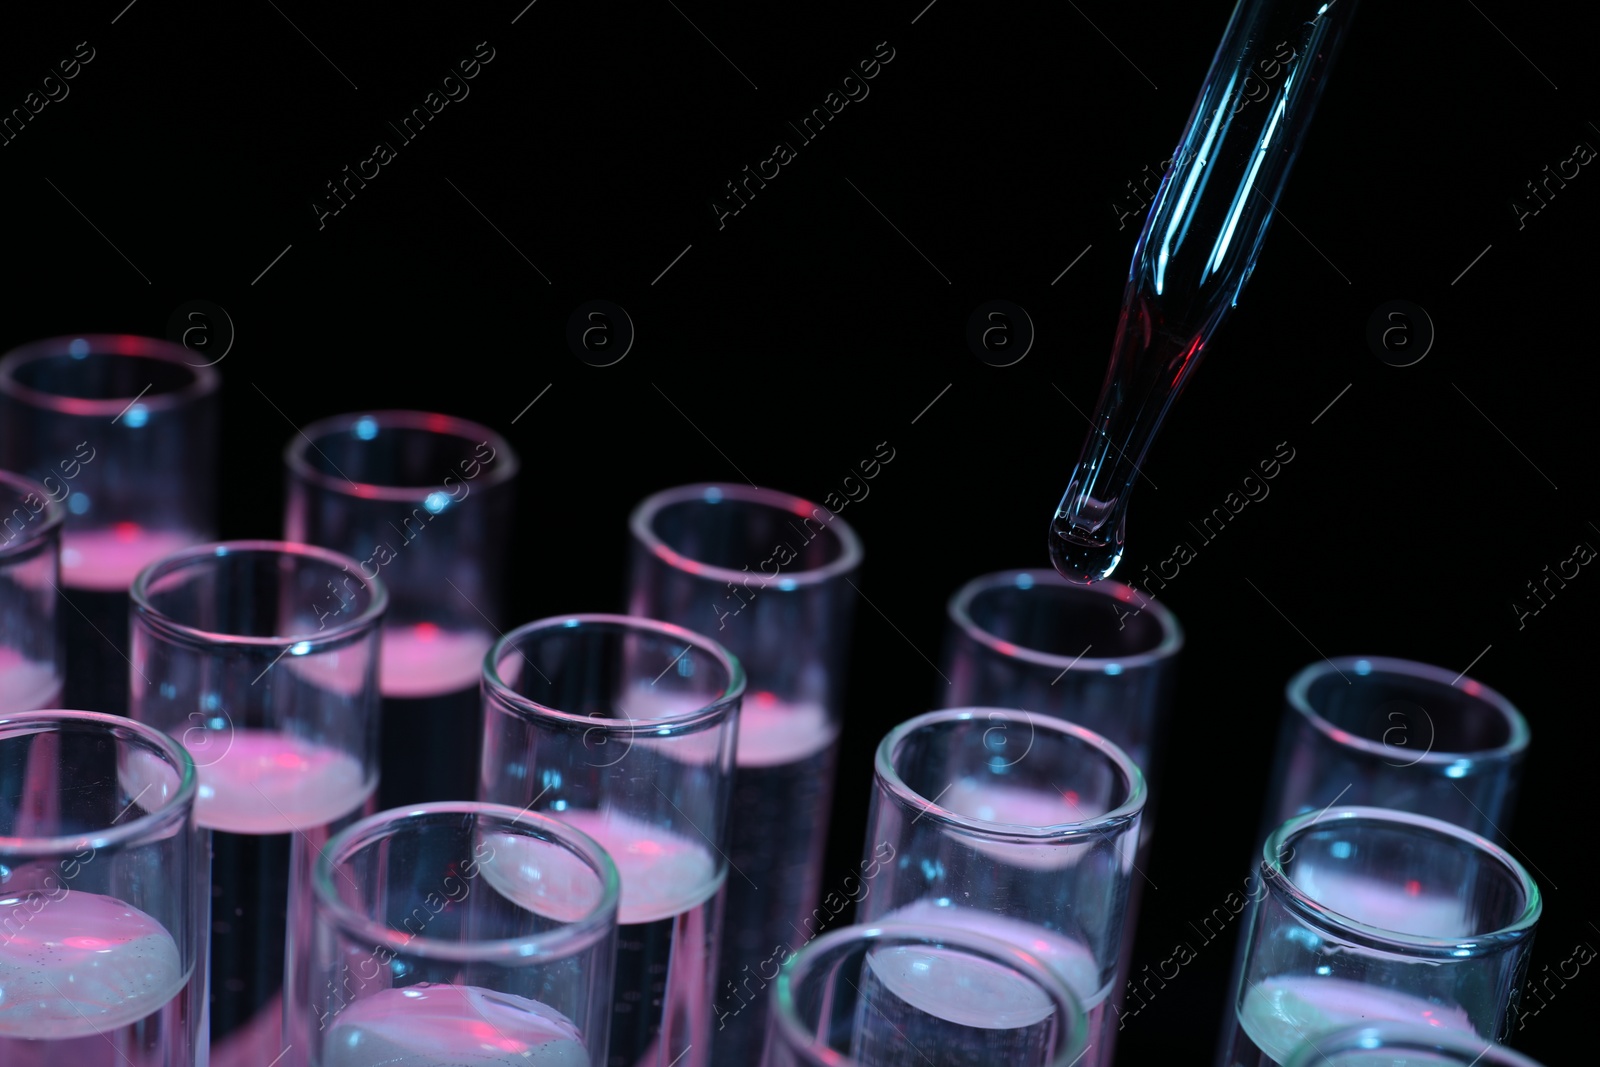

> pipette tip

[{"left": 1047, "top": 517, "right": 1123, "bottom": 585}]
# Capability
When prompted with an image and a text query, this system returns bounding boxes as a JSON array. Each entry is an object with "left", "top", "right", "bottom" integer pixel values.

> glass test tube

[
  {"left": 764, "top": 922, "right": 1091, "bottom": 1067},
  {"left": 291, "top": 802, "right": 620, "bottom": 1067},
  {"left": 858, "top": 708, "right": 1145, "bottom": 1067},
  {"left": 942, "top": 570, "right": 1181, "bottom": 782},
  {"left": 0, "top": 334, "right": 219, "bottom": 716},
  {"left": 0, "top": 470, "right": 64, "bottom": 713},
  {"left": 284, "top": 410, "right": 519, "bottom": 811},
  {"left": 1218, "top": 807, "right": 1541, "bottom": 1067},
  {"left": 627, "top": 483, "right": 862, "bottom": 1067},
  {"left": 0, "top": 709, "right": 208, "bottom": 1066},
  {"left": 1261, "top": 656, "right": 1529, "bottom": 842},
  {"left": 129, "top": 541, "right": 385, "bottom": 1066},
  {"left": 1281, "top": 1024, "right": 1550, "bottom": 1067},
  {"left": 942, "top": 570, "right": 1179, "bottom": 1031},
  {"left": 480, "top": 613, "right": 743, "bottom": 1067}
]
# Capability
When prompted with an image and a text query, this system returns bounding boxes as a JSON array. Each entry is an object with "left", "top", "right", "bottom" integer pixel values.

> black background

[{"left": 3, "top": 0, "right": 1595, "bottom": 1061}]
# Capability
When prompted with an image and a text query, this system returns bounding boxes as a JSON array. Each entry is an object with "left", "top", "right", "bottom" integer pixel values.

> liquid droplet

[{"left": 1048, "top": 515, "right": 1124, "bottom": 585}]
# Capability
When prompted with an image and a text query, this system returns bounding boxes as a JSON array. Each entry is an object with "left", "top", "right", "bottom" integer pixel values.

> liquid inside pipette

[{"left": 1050, "top": 296, "right": 1201, "bottom": 584}]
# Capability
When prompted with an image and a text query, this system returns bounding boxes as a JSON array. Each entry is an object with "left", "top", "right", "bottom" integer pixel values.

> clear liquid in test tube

[
  {"left": 0, "top": 711, "right": 208, "bottom": 1067},
  {"left": 128, "top": 541, "right": 385, "bottom": 1066},
  {"left": 284, "top": 410, "right": 518, "bottom": 811},
  {"left": 627, "top": 483, "right": 861, "bottom": 1067},
  {"left": 0, "top": 470, "right": 64, "bottom": 714},
  {"left": 0, "top": 335, "right": 219, "bottom": 716},
  {"left": 480, "top": 614, "right": 742, "bottom": 1067}
]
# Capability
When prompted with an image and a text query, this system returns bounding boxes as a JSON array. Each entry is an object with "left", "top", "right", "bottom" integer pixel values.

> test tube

[
  {"left": 0, "top": 709, "right": 208, "bottom": 1066},
  {"left": 627, "top": 482, "right": 862, "bottom": 1067},
  {"left": 0, "top": 334, "right": 220, "bottom": 716},
  {"left": 480, "top": 613, "right": 743, "bottom": 1067},
  {"left": 942, "top": 570, "right": 1179, "bottom": 1022},
  {"left": 1261, "top": 656, "right": 1529, "bottom": 841},
  {"left": 128, "top": 541, "right": 385, "bottom": 1066},
  {"left": 290, "top": 802, "right": 620, "bottom": 1067},
  {"left": 1217, "top": 807, "right": 1541, "bottom": 1067},
  {"left": 858, "top": 708, "right": 1145, "bottom": 1067},
  {"left": 284, "top": 410, "right": 518, "bottom": 810},
  {"left": 942, "top": 569, "right": 1180, "bottom": 814},
  {"left": 0, "top": 470, "right": 64, "bottom": 713},
  {"left": 764, "top": 922, "right": 1091, "bottom": 1067},
  {"left": 1281, "top": 1024, "right": 1550, "bottom": 1067}
]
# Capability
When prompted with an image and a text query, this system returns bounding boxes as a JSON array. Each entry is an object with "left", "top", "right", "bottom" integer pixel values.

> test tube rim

[
  {"left": 948, "top": 568, "right": 1183, "bottom": 673},
  {"left": 1279, "top": 1022, "right": 1549, "bottom": 1067},
  {"left": 283, "top": 408, "right": 521, "bottom": 502},
  {"left": 770, "top": 919, "right": 1091, "bottom": 1067},
  {"left": 0, "top": 333, "right": 220, "bottom": 417},
  {"left": 0, "top": 708, "right": 198, "bottom": 859},
  {"left": 483, "top": 611, "right": 746, "bottom": 737},
  {"left": 628, "top": 481, "right": 864, "bottom": 589},
  {"left": 1261, "top": 805, "right": 1542, "bottom": 958},
  {"left": 312, "top": 800, "right": 622, "bottom": 965},
  {"left": 1287, "top": 655, "right": 1530, "bottom": 769},
  {"left": 0, "top": 468, "right": 66, "bottom": 561},
  {"left": 130, "top": 538, "right": 390, "bottom": 652},
  {"left": 874, "top": 706, "right": 1147, "bottom": 842}
]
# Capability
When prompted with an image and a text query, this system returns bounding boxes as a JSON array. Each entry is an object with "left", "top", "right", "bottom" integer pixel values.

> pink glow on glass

[
  {"left": 54, "top": 397, "right": 107, "bottom": 417},
  {"left": 650, "top": 541, "right": 709, "bottom": 576},
  {"left": 1168, "top": 335, "right": 1206, "bottom": 389}
]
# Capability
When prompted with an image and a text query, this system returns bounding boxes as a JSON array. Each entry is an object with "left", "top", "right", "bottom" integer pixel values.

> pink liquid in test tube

[
  {"left": 58, "top": 524, "right": 200, "bottom": 716},
  {"left": 185, "top": 729, "right": 373, "bottom": 835},
  {"left": 483, "top": 808, "right": 722, "bottom": 1067},
  {"left": 379, "top": 623, "right": 492, "bottom": 699},
  {"left": 1293, "top": 867, "right": 1469, "bottom": 941},
  {"left": 875, "top": 899, "right": 1109, "bottom": 1043},
  {"left": 320, "top": 984, "right": 590, "bottom": 1067},
  {"left": 0, "top": 891, "right": 194, "bottom": 1066},
  {"left": 374, "top": 622, "right": 494, "bottom": 809},
  {"left": 59, "top": 526, "right": 199, "bottom": 593},
  {"left": 937, "top": 778, "right": 1108, "bottom": 871},
  {"left": 733, "top": 694, "right": 837, "bottom": 768}
]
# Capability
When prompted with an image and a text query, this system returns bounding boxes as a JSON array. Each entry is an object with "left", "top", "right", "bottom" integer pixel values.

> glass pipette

[{"left": 1049, "top": 0, "right": 1359, "bottom": 583}]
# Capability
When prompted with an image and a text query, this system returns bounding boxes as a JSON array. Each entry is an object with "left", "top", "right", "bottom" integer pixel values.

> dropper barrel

[
  {"left": 1136, "top": 0, "right": 1357, "bottom": 328},
  {"left": 1051, "top": 0, "right": 1358, "bottom": 583}
]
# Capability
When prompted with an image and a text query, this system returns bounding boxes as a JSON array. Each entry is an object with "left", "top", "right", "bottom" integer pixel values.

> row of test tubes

[{"left": 0, "top": 334, "right": 1551, "bottom": 1067}]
